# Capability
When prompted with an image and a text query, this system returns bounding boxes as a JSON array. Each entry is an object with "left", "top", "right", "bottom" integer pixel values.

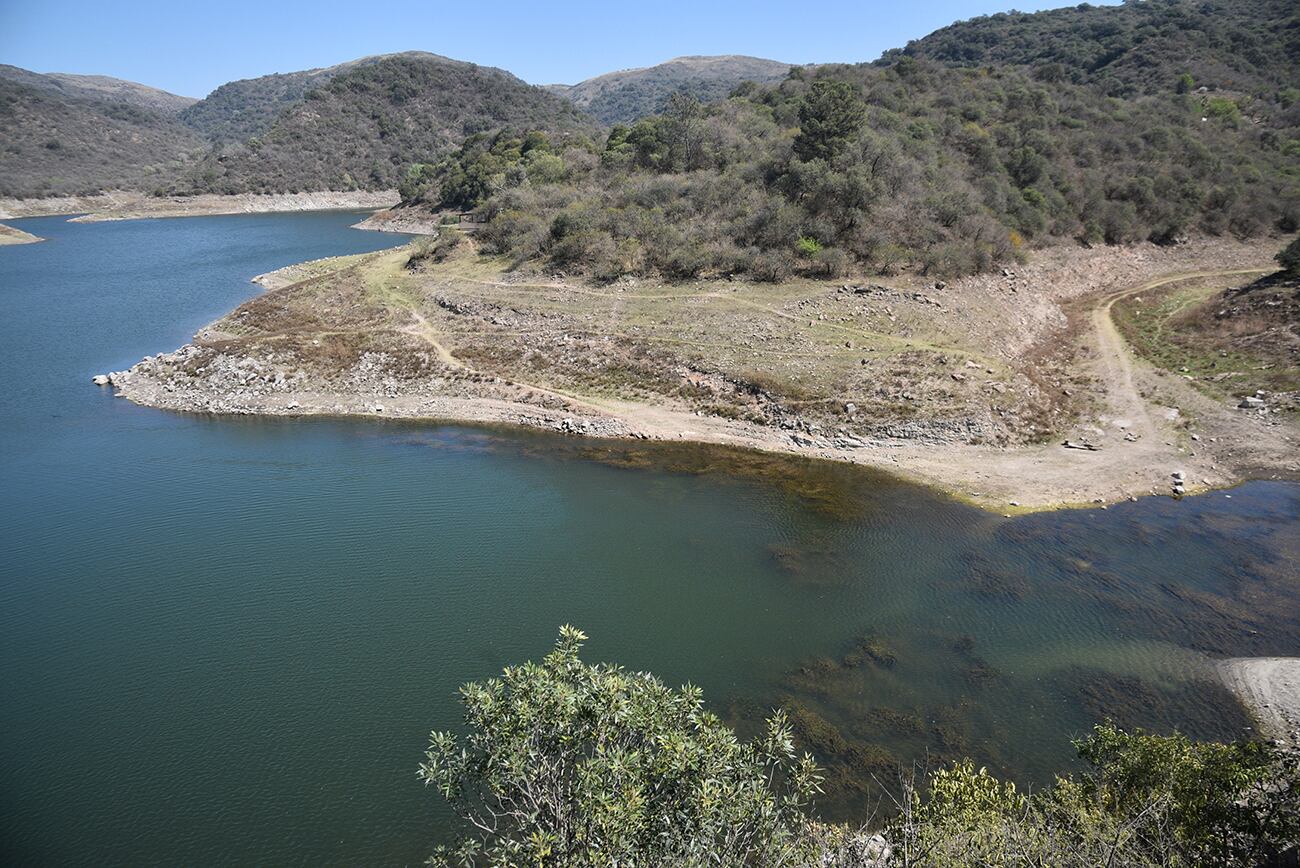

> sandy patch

[{"left": 1219, "top": 658, "right": 1300, "bottom": 747}]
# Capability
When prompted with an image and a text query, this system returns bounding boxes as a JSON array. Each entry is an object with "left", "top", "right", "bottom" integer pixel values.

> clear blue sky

[{"left": 0, "top": 0, "right": 1119, "bottom": 98}]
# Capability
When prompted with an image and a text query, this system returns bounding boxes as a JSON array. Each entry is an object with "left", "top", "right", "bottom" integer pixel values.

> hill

[
  {"left": 396, "top": 49, "right": 1297, "bottom": 283},
  {"left": 173, "top": 53, "right": 598, "bottom": 194},
  {"left": 547, "top": 55, "right": 792, "bottom": 124},
  {"left": 0, "top": 64, "right": 195, "bottom": 113},
  {"left": 0, "top": 67, "right": 205, "bottom": 197},
  {"left": 178, "top": 52, "right": 434, "bottom": 143},
  {"left": 891, "top": 0, "right": 1300, "bottom": 97}
]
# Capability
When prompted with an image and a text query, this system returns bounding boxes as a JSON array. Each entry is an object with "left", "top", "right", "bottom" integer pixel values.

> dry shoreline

[
  {"left": 1219, "top": 658, "right": 1300, "bottom": 748},
  {"left": 0, "top": 222, "right": 43, "bottom": 244},
  {"left": 101, "top": 234, "right": 1300, "bottom": 515},
  {"left": 0, "top": 190, "right": 399, "bottom": 222},
  {"left": 351, "top": 206, "right": 443, "bottom": 235},
  {"left": 108, "top": 375, "right": 1298, "bottom": 514},
  {"left": 106, "top": 267, "right": 1294, "bottom": 511}
]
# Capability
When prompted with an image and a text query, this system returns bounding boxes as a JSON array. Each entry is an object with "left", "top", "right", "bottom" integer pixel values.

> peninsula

[{"left": 107, "top": 231, "right": 1298, "bottom": 511}]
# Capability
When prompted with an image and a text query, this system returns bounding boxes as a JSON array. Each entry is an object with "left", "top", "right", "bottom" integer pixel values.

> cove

[{"left": 1, "top": 213, "right": 1297, "bottom": 866}]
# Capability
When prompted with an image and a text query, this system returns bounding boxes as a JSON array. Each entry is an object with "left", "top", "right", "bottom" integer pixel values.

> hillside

[
  {"left": 1, "top": 53, "right": 598, "bottom": 199},
  {"left": 394, "top": 49, "right": 1297, "bottom": 285},
  {"left": 547, "top": 55, "right": 792, "bottom": 124},
  {"left": 0, "top": 64, "right": 195, "bottom": 113},
  {"left": 178, "top": 52, "right": 431, "bottom": 143},
  {"left": 0, "top": 69, "right": 206, "bottom": 197},
  {"left": 892, "top": 0, "right": 1300, "bottom": 97},
  {"left": 174, "top": 53, "right": 597, "bottom": 195}
]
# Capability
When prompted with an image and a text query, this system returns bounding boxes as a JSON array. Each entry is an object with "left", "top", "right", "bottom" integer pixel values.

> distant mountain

[
  {"left": 175, "top": 53, "right": 597, "bottom": 194},
  {"left": 0, "top": 64, "right": 195, "bottom": 113},
  {"left": 0, "top": 67, "right": 204, "bottom": 197},
  {"left": 548, "top": 55, "right": 792, "bottom": 124},
  {"left": 891, "top": 0, "right": 1300, "bottom": 97}
]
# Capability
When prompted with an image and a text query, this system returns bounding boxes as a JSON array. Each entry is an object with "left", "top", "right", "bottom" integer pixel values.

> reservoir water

[{"left": 2, "top": 212, "right": 1297, "bottom": 866}]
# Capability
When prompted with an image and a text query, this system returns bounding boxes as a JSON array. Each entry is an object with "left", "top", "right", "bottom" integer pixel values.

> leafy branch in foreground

[
  {"left": 886, "top": 724, "right": 1300, "bottom": 867},
  {"left": 419, "top": 625, "right": 823, "bottom": 867},
  {"left": 421, "top": 628, "right": 1300, "bottom": 866}
]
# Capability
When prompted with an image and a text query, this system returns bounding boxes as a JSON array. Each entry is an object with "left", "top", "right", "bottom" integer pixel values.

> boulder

[
  {"left": 91, "top": 374, "right": 110, "bottom": 386},
  {"left": 1239, "top": 396, "right": 1265, "bottom": 409}
]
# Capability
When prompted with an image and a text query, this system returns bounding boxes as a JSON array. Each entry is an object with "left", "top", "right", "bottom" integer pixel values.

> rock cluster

[{"left": 841, "top": 284, "right": 943, "bottom": 308}]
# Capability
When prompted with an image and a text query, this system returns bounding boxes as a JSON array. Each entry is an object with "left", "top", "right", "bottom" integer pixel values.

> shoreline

[
  {"left": 1219, "top": 658, "right": 1300, "bottom": 748},
  {"left": 107, "top": 359, "right": 1298, "bottom": 515},
  {"left": 101, "top": 236, "right": 1300, "bottom": 515},
  {"left": 115, "top": 387, "right": 1299, "bottom": 513},
  {"left": 351, "top": 206, "right": 443, "bottom": 235},
  {"left": 0, "top": 222, "right": 44, "bottom": 244},
  {"left": 104, "top": 246, "right": 1300, "bottom": 514},
  {"left": 0, "top": 190, "right": 399, "bottom": 222}
]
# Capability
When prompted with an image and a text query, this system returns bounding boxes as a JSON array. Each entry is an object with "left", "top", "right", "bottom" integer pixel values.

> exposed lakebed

[{"left": 1, "top": 212, "right": 1297, "bottom": 865}]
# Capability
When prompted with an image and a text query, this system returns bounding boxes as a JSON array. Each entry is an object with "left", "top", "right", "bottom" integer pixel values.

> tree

[
  {"left": 419, "top": 626, "right": 823, "bottom": 867},
  {"left": 1277, "top": 236, "right": 1300, "bottom": 275},
  {"left": 793, "top": 80, "right": 866, "bottom": 162},
  {"left": 664, "top": 93, "right": 707, "bottom": 172}
]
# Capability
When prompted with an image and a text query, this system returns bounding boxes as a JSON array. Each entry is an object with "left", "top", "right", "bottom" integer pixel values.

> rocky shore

[
  {"left": 351, "top": 206, "right": 443, "bottom": 235},
  {"left": 95, "top": 236, "right": 1300, "bottom": 514},
  {"left": 99, "top": 348, "right": 632, "bottom": 438}
]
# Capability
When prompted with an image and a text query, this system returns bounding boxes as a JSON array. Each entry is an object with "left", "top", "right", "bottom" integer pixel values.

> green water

[{"left": 1, "top": 213, "right": 1297, "bottom": 866}]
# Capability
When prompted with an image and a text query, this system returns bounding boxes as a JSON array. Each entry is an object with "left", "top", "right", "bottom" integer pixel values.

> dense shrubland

[
  {"left": 170, "top": 55, "right": 596, "bottom": 196},
  {"left": 422, "top": 627, "right": 1300, "bottom": 866},
  {"left": 894, "top": 0, "right": 1300, "bottom": 99},
  {"left": 397, "top": 52, "right": 1299, "bottom": 281},
  {"left": 547, "top": 55, "right": 792, "bottom": 125}
]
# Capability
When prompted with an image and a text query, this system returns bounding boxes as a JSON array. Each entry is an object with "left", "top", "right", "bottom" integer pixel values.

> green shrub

[
  {"left": 813, "top": 247, "right": 851, "bottom": 278},
  {"left": 795, "top": 236, "right": 822, "bottom": 258},
  {"left": 423, "top": 631, "right": 1300, "bottom": 866},
  {"left": 890, "top": 723, "right": 1300, "bottom": 867},
  {"left": 1205, "top": 97, "right": 1242, "bottom": 127},
  {"left": 419, "top": 626, "right": 823, "bottom": 867}
]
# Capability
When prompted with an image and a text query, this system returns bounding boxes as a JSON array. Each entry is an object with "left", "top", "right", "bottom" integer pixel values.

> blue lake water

[{"left": 2, "top": 212, "right": 1297, "bottom": 865}]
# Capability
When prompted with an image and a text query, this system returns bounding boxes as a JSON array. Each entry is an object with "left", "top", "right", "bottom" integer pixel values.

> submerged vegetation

[{"left": 424, "top": 628, "right": 1300, "bottom": 866}]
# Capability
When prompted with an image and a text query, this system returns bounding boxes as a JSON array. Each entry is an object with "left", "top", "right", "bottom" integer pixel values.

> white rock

[{"left": 91, "top": 374, "right": 110, "bottom": 386}]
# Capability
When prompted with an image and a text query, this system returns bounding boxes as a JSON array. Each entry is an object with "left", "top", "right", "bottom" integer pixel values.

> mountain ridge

[
  {"left": 170, "top": 52, "right": 596, "bottom": 195},
  {"left": 546, "top": 54, "right": 792, "bottom": 124},
  {"left": 890, "top": 0, "right": 1300, "bottom": 96},
  {"left": 178, "top": 50, "right": 470, "bottom": 143},
  {"left": 0, "top": 64, "right": 196, "bottom": 112}
]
